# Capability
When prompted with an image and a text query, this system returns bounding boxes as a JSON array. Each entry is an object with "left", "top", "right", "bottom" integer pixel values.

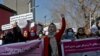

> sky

[
  {"left": 35, "top": 0, "right": 100, "bottom": 28},
  {"left": 0, "top": 0, "right": 3, "bottom": 4},
  {"left": 32, "top": 0, "right": 81, "bottom": 28},
  {"left": 35, "top": 0, "right": 78, "bottom": 28},
  {"left": 35, "top": 0, "right": 67, "bottom": 24},
  {"left": 35, "top": 0, "right": 51, "bottom": 24},
  {"left": 35, "top": 0, "right": 77, "bottom": 24}
]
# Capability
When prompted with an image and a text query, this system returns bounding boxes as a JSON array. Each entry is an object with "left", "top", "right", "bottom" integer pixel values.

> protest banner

[
  {"left": 61, "top": 38, "right": 100, "bottom": 56},
  {"left": 0, "top": 39, "right": 44, "bottom": 56},
  {"left": 10, "top": 12, "right": 33, "bottom": 28},
  {"left": 1, "top": 24, "right": 13, "bottom": 30}
]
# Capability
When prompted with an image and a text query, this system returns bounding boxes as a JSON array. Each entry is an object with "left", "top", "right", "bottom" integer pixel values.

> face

[
  {"left": 78, "top": 28, "right": 84, "bottom": 34},
  {"left": 85, "top": 28, "right": 91, "bottom": 35},
  {"left": 23, "top": 31, "right": 28, "bottom": 37},
  {"left": 67, "top": 28, "right": 74, "bottom": 36},
  {"left": 48, "top": 24, "right": 56, "bottom": 33},
  {"left": 30, "top": 30, "right": 35, "bottom": 37},
  {"left": 68, "top": 32, "right": 74, "bottom": 36}
]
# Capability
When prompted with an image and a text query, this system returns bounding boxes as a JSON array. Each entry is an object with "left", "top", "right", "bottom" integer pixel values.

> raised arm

[{"left": 56, "top": 14, "right": 66, "bottom": 42}]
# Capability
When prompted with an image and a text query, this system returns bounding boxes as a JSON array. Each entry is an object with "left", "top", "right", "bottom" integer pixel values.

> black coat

[
  {"left": 2, "top": 32, "right": 14, "bottom": 44},
  {"left": 13, "top": 26, "right": 25, "bottom": 42}
]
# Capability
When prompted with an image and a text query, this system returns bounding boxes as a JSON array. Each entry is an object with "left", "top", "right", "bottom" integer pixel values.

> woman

[
  {"left": 96, "top": 21, "right": 100, "bottom": 30},
  {"left": 63, "top": 28, "right": 75, "bottom": 40},
  {"left": 76, "top": 27, "right": 87, "bottom": 39},
  {"left": 23, "top": 30, "right": 30, "bottom": 41},
  {"left": 44, "top": 14, "right": 66, "bottom": 56},
  {"left": 96, "top": 21, "right": 100, "bottom": 37},
  {"left": 12, "top": 22, "right": 25, "bottom": 42},
  {"left": 30, "top": 24, "right": 39, "bottom": 40}
]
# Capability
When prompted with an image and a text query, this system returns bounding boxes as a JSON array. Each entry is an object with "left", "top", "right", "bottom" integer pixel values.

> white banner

[
  {"left": 10, "top": 12, "right": 33, "bottom": 28},
  {"left": 1, "top": 24, "right": 13, "bottom": 30}
]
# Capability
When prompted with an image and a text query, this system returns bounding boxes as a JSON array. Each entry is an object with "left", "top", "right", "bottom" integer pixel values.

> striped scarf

[{"left": 48, "top": 33, "right": 58, "bottom": 56}]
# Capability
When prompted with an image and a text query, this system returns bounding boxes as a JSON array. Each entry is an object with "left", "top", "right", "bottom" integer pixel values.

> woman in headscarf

[
  {"left": 76, "top": 27, "right": 87, "bottom": 39},
  {"left": 96, "top": 21, "right": 100, "bottom": 30},
  {"left": 96, "top": 21, "right": 100, "bottom": 37},
  {"left": 44, "top": 14, "right": 66, "bottom": 56},
  {"left": 63, "top": 28, "right": 75, "bottom": 40},
  {"left": 30, "top": 24, "right": 39, "bottom": 40},
  {"left": 23, "top": 30, "right": 30, "bottom": 41}
]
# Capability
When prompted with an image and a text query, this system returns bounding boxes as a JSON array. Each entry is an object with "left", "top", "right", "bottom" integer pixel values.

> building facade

[
  {"left": 0, "top": 4, "right": 16, "bottom": 31},
  {"left": 3, "top": 0, "right": 31, "bottom": 14}
]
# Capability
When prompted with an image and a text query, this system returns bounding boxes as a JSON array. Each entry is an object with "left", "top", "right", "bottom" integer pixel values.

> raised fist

[{"left": 61, "top": 14, "right": 65, "bottom": 17}]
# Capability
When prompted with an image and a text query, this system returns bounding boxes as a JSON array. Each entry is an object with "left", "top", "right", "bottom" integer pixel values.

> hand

[{"left": 61, "top": 14, "right": 65, "bottom": 17}]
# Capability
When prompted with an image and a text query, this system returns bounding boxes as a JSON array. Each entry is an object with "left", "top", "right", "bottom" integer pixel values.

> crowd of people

[
  {"left": 62, "top": 21, "right": 100, "bottom": 40},
  {"left": 0, "top": 14, "right": 100, "bottom": 56},
  {"left": 0, "top": 22, "right": 44, "bottom": 44}
]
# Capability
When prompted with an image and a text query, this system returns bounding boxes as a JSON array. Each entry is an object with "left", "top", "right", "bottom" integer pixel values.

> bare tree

[
  {"left": 45, "top": 0, "right": 100, "bottom": 28},
  {"left": 78, "top": 0, "right": 100, "bottom": 25}
]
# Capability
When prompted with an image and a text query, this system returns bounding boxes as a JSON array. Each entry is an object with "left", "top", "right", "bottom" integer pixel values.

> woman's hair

[
  {"left": 65, "top": 28, "right": 74, "bottom": 34},
  {"left": 96, "top": 21, "right": 100, "bottom": 30},
  {"left": 78, "top": 27, "right": 84, "bottom": 31},
  {"left": 77, "top": 27, "right": 85, "bottom": 35},
  {"left": 49, "top": 23, "right": 56, "bottom": 26}
]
